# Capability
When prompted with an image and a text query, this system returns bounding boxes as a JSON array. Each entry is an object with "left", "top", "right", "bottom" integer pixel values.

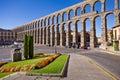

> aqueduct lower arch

[{"left": 12, "top": 0, "right": 120, "bottom": 49}]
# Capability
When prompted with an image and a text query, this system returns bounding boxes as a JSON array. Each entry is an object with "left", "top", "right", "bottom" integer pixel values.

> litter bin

[
  {"left": 11, "top": 48, "right": 22, "bottom": 62},
  {"left": 113, "top": 40, "right": 119, "bottom": 51}
]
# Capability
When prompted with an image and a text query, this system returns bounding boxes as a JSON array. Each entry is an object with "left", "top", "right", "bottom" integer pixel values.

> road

[
  {"left": 0, "top": 47, "right": 12, "bottom": 60},
  {"left": 0, "top": 45, "right": 120, "bottom": 79},
  {"left": 80, "top": 50, "right": 120, "bottom": 79}
]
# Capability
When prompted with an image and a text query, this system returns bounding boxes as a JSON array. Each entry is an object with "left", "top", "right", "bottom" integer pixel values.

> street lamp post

[
  {"left": 55, "top": 45, "right": 57, "bottom": 53},
  {"left": 54, "top": 37, "right": 57, "bottom": 54}
]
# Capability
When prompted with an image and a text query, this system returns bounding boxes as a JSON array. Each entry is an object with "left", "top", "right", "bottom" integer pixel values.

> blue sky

[
  {"left": 0, "top": 0, "right": 119, "bottom": 37},
  {"left": 0, "top": 0, "right": 83, "bottom": 29}
]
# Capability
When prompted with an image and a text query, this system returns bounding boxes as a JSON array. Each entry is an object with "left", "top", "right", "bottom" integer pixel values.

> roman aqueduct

[{"left": 12, "top": 0, "right": 120, "bottom": 48}]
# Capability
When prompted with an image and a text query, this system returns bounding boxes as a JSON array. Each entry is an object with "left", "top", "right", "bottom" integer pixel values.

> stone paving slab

[
  {"left": 64, "top": 54, "right": 113, "bottom": 80},
  {"left": 1, "top": 54, "right": 113, "bottom": 80}
]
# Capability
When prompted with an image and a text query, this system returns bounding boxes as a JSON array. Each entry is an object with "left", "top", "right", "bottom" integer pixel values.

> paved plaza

[{"left": 2, "top": 54, "right": 114, "bottom": 80}]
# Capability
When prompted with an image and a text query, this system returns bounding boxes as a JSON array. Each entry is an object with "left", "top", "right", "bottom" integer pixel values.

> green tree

[
  {"left": 110, "top": 30, "right": 113, "bottom": 45},
  {"left": 28, "top": 35, "right": 34, "bottom": 59},
  {"left": 24, "top": 35, "right": 28, "bottom": 59},
  {"left": 113, "top": 41, "right": 119, "bottom": 51}
]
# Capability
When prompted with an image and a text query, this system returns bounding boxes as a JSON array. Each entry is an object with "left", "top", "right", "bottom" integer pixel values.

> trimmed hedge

[
  {"left": 24, "top": 35, "right": 34, "bottom": 59},
  {"left": 24, "top": 35, "right": 28, "bottom": 59},
  {"left": 28, "top": 36, "right": 34, "bottom": 59},
  {"left": 113, "top": 41, "right": 119, "bottom": 51}
]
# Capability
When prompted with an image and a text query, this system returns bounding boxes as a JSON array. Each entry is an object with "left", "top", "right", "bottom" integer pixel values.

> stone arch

[
  {"left": 53, "top": 15, "right": 56, "bottom": 25},
  {"left": 34, "top": 29, "right": 37, "bottom": 44},
  {"left": 44, "top": 18, "right": 46, "bottom": 26},
  {"left": 38, "top": 20, "right": 40, "bottom": 28},
  {"left": 28, "top": 25, "right": 29, "bottom": 30},
  {"left": 68, "top": 21, "right": 74, "bottom": 46},
  {"left": 119, "top": 13, "right": 120, "bottom": 23},
  {"left": 61, "top": 23, "right": 66, "bottom": 46},
  {"left": 93, "top": 0, "right": 102, "bottom": 13},
  {"left": 48, "top": 17, "right": 50, "bottom": 25},
  {"left": 84, "top": 4, "right": 91, "bottom": 13},
  {"left": 105, "top": 13, "right": 115, "bottom": 41},
  {"left": 75, "top": 20, "right": 81, "bottom": 44},
  {"left": 105, "top": 0, "right": 114, "bottom": 11},
  {"left": 54, "top": 24, "right": 57, "bottom": 32},
  {"left": 50, "top": 25, "right": 55, "bottom": 46},
  {"left": 41, "top": 19, "right": 44, "bottom": 27},
  {"left": 118, "top": 0, "right": 120, "bottom": 9},
  {"left": 48, "top": 17, "right": 52, "bottom": 25},
  {"left": 75, "top": 7, "right": 82, "bottom": 16},
  {"left": 69, "top": 9, "right": 74, "bottom": 20},
  {"left": 75, "top": 20, "right": 81, "bottom": 32},
  {"left": 105, "top": 12, "right": 115, "bottom": 28},
  {"left": 84, "top": 18, "right": 90, "bottom": 32},
  {"left": 69, "top": 21, "right": 74, "bottom": 31},
  {"left": 32, "top": 23, "right": 34, "bottom": 29},
  {"left": 94, "top": 15, "right": 102, "bottom": 46},
  {"left": 57, "top": 14, "right": 61, "bottom": 24},
  {"left": 44, "top": 27, "right": 46, "bottom": 44},
  {"left": 55, "top": 24, "right": 60, "bottom": 46},
  {"left": 35, "top": 22, "right": 38, "bottom": 28},
  {"left": 84, "top": 18, "right": 91, "bottom": 46},
  {"left": 45, "top": 18, "right": 48, "bottom": 26},
  {"left": 62, "top": 12, "right": 67, "bottom": 22},
  {"left": 40, "top": 27, "right": 43, "bottom": 44},
  {"left": 37, "top": 27, "right": 40, "bottom": 44}
]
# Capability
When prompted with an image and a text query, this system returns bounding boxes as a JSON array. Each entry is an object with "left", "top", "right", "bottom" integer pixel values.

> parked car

[
  {"left": 11, "top": 42, "right": 23, "bottom": 48},
  {"left": 10, "top": 44, "right": 18, "bottom": 48}
]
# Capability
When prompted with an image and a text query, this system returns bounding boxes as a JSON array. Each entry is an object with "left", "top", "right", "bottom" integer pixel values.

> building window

[{"left": 119, "top": 29, "right": 120, "bottom": 40}]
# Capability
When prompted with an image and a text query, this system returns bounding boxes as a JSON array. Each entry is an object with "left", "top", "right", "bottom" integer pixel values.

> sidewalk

[
  {"left": 2, "top": 54, "right": 114, "bottom": 80},
  {"left": 94, "top": 48, "right": 120, "bottom": 56}
]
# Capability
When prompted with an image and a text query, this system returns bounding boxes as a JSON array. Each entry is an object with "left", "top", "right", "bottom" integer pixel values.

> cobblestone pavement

[{"left": 0, "top": 45, "right": 119, "bottom": 80}]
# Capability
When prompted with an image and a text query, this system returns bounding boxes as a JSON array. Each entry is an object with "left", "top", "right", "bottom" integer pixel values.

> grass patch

[
  {"left": 0, "top": 72, "right": 14, "bottom": 78},
  {"left": 1, "top": 57, "right": 45, "bottom": 68},
  {"left": 0, "top": 54, "right": 68, "bottom": 78},
  {"left": 29, "top": 54, "right": 68, "bottom": 74}
]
